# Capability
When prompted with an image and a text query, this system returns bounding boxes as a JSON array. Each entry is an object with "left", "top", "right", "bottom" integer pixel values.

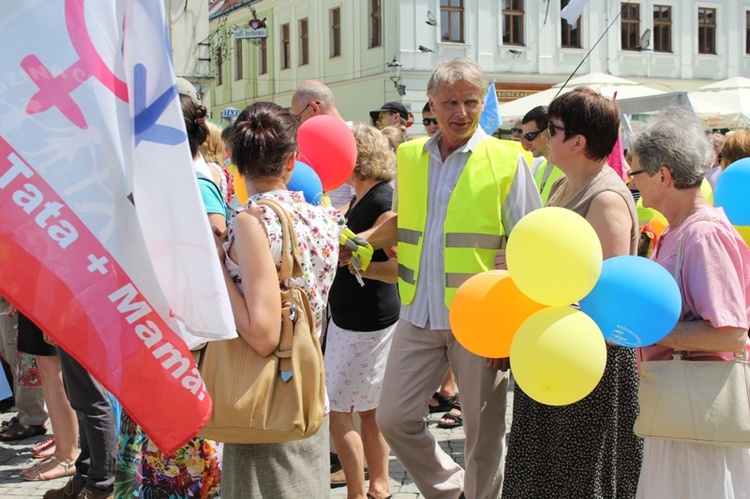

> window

[
  {"left": 234, "top": 39, "right": 243, "bottom": 80},
  {"left": 747, "top": 11, "right": 750, "bottom": 55},
  {"left": 330, "top": 7, "right": 341, "bottom": 57},
  {"left": 560, "top": 0, "right": 581, "bottom": 48},
  {"left": 259, "top": 37, "right": 267, "bottom": 75},
  {"left": 216, "top": 46, "right": 223, "bottom": 86},
  {"left": 299, "top": 18, "right": 309, "bottom": 66},
  {"left": 503, "top": 0, "right": 524, "bottom": 46},
  {"left": 441, "top": 0, "right": 464, "bottom": 42},
  {"left": 621, "top": 3, "right": 640, "bottom": 50},
  {"left": 698, "top": 7, "right": 716, "bottom": 54},
  {"left": 281, "top": 23, "right": 290, "bottom": 69},
  {"left": 653, "top": 5, "right": 672, "bottom": 53},
  {"left": 369, "top": 0, "right": 382, "bottom": 48}
]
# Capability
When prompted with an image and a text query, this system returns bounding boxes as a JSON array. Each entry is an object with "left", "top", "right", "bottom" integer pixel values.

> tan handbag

[
  {"left": 197, "top": 197, "right": 325, "bottom": 444},
  {"left": 634, "top": 351, "right": 750, "bottom": 446},
  {"left": 634, "top": 216, "right": 750, "bottom": 446}
]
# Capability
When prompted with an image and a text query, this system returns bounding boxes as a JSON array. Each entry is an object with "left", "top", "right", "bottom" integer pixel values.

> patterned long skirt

[
  {"left": 115, "top": 411, "right": 221, "bottom": 498},
  {"left": 502, "top": 345, "right": 643, "bottom": 499}
]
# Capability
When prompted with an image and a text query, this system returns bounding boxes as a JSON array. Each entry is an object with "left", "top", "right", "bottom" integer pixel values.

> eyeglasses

[
  {"left": 522, "top": 130, "right": 542, "bottom": 142},
  {"left": 511, "top": 128, "right": 523, "bottom": 134},
  {"left": 422, "top": 117, "right": 439, "bottom": 126},
  {"left": 547, "top": 122, "right": 581, "bottom": 137},
  {"left": 293, "top": 101, "right": 318, "bottom": 123},
  {"left": 627, "top": 169, "right": 647, "bottom": 180}
]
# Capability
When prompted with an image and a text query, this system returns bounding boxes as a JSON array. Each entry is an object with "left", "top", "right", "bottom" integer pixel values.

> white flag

[{"left": 561, "top": 0, "right": 589, "bottom": 26}]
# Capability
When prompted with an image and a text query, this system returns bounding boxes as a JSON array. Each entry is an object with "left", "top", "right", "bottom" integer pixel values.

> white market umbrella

[
  {"left": 500, "top": 72, "right": 664, "bottom": 125},
  {"left": 688, "top": 77, "right": 750, "bottom": 129}
]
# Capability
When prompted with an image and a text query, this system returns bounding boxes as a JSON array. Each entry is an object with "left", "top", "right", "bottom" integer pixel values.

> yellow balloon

[
  {"left": 735, "top": 225, "right": 750, "bottom": 247},
  {"left": 510, "top": 307, "right": 607, "bottom": 406},
  {"left": 449, "top": 270, "right": 547, "bottom": 358},
  {"left": 506, "top": 207, "right": 602, "bottom": 306}
]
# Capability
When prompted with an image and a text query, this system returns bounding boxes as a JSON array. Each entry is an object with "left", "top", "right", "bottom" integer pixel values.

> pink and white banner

[{"left": 0, "top": 0, "right": 235, "bottom": 454}]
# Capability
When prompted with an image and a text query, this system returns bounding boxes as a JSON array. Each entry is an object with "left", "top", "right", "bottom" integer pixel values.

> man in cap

[{"left": 370, "top": 101, "right": 409, "bottom": 130}]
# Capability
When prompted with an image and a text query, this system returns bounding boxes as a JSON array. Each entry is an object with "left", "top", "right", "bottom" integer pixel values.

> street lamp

[{"left": 387, "top": 55, "right": 406, "bottom": 96}]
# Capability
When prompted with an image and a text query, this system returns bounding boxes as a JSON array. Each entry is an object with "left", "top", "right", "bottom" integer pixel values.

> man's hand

[
  {"left": 487, "top": 357, "right": 510, "bottom": 372},
  {"left": 494, "top": 249, "right": 507, "bottom": 270}
]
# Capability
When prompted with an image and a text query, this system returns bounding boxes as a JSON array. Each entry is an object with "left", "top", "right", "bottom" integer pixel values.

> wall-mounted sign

[
  {"left": 234, "top": 27, "right": 267, "bottom": 39},
  {"left": 221, "top": 107, "right": 240, "bottom": 118}
]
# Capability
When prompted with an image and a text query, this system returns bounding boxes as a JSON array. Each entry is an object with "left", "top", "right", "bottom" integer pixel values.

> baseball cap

[
  {"left": 369, "top": 101, "right": 409, "bottom": 122},
  {"left": 175, "top": 76, "right": 198, "bottom": 100}
]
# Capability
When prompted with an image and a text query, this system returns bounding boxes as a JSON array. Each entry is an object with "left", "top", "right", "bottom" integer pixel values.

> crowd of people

[{"left": 1, "top": 58, "right": 749, "bottom": 499}]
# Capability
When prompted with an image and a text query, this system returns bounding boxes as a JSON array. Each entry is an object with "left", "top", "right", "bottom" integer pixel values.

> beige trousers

[{"left": 377, "top": 319, "right": 509, "bottom": 499}]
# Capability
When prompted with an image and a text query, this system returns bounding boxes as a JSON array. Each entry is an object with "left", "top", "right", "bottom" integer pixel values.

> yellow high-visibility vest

[
  {"left": 534, "top": 160, "right": 564, "bottom": 205},
  {"left": 396, "top": 137, "right": 527, "bottom": 307}
]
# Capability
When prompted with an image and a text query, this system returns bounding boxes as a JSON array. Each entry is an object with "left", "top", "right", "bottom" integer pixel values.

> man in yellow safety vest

[{"left": 355, "top": 59, "right": 541, "bottom": 499}]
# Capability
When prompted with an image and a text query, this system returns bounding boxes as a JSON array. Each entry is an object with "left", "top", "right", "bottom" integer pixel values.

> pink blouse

[{"left": 639, "top": 206, "right": 750, "bottom": 362}]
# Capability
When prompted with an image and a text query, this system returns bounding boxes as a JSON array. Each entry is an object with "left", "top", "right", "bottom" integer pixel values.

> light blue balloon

[
  {"left": 715, "top": 157, "right": 750, "bottom": 225},
  {"left": 287, "top": 161, "right": 323, "bottom": 205},
  {"left": 579, "top": 255, "right": 681, "bottom": 347}
]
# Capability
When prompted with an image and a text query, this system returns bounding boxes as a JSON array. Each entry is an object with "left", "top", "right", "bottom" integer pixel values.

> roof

[{"left": 208, "top": 0, "right": 260, "bottom": 21}]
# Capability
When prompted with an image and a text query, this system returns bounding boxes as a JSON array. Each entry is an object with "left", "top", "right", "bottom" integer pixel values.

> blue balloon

[
  {"left": 715, "top": 157, "right": 750, "bottom": 225},
  {"left": 579, "top": 255, "right": 681, "bottom": 347},
  {"left": 287, "top": 161, "right": 324, "bottom": 205}
]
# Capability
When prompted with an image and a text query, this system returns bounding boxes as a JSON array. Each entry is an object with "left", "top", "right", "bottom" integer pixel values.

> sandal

[
  {"left": 367, "top": 494, "right": 393, "bottom": 499},
  {"left": 436, "top": 402, "right": 463, "bottom": 429},
  {"left": 1, "top": 416, "right": 19, "bottom": 429},
  {"left": 22, "top": 456, "right": 76, "bottom": 481},
  {"left": 32, "top": 436, "right": 56, "bottom": 458},
  {"left": 428, "top": 392, "right": 456, "bottom": 414},
  {"left": 0, "top": 421, "right": 46, "bottom": 441}
]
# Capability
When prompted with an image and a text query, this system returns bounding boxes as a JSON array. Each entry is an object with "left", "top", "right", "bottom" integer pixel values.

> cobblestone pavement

[{"left": 0, "top": 384, "right": 514, "bottom": 498}]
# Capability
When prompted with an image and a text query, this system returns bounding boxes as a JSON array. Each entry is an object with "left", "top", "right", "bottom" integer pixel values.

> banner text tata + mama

[{"left": 0, "top": 145, "right": 207, "bottom": 402}]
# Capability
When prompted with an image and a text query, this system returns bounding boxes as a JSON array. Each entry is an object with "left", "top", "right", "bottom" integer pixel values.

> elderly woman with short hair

[{"left": 629, "top": 108, "right": 750, "bottom": 497}]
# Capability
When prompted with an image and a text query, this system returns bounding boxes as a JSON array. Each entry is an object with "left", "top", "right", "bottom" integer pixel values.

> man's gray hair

[
  {"left": 293, "top": 80, "right": 336, "bottom": 107},
  {"left": 427, "top": 59, "right": 487, "bottom": 98},
  {"left": 630, "top": 107, "right": 714, "bottom": 189}
]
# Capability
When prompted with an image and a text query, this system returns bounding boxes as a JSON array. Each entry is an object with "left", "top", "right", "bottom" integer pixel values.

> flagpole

[{"left": 554, "top": 0, "right": 632, "bottom": 99}]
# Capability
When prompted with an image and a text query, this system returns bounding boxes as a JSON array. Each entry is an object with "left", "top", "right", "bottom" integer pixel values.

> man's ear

[{"left": 310, "top": 101, "right": 320, "bottom": 116}]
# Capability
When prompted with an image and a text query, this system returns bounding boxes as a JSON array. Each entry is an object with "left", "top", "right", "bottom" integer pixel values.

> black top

[{"left": 328, "top": 182, "right": 400, "bottom": 331}]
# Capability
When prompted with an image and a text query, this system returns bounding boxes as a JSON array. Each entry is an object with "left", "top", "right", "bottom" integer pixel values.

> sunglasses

[
  {"left": 422, "top": 117, "right": 439, "bottom": 126},
  {"left": 511, "top": 127, "right": 523, "bottom": 134},
  {"left": 547, "top": 122, "right": 581, "bottom": 137},
  {"left": 522, "top": 130, "right": 542, "bottom": 141},
  {"left": 627, "top": 169, "right": 647, "bottom": 180}
]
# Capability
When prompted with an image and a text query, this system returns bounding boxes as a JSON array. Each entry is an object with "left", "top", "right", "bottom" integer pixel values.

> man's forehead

[
  {"left": 433, "top": 87, "right": 482, "bottom": 101},
  {"left": 521, "top": 121, "right": 540, "bottom": 132}
]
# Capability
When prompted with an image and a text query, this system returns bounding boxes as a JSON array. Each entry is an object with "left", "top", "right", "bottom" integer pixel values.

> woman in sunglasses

[{"left": 503, "top": 87, "right": 642, "bottom": 498}]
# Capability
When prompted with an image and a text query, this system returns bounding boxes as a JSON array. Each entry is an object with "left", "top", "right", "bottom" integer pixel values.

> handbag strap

[
  {"left": 257, "top": 197, "right": 304, "bottom": 282},
  {"left": 673, "top": 215, "right": 747, "bottom": 361},
  {"left": 256, "top": 197, "right": 308, "bottom": 373}
]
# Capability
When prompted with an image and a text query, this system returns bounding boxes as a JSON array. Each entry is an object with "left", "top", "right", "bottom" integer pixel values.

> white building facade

[{"left": 207, "top": 0, "right": 750, "bottom": 133}]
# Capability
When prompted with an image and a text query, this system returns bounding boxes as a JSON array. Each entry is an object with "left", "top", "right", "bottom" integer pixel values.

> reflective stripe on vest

[
  {"left": 398, "top": 264, "right": 415, "bottom": 285},
  {"left": 398, "top": 228, "right": 422, "bottom": 245},
  {"left": 445, "top": 233, "right": 506, "bottom": 249}
]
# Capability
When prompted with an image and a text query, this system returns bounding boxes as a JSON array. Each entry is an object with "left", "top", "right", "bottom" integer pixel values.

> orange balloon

[
  {"left": 449, "top": 270, "right": 547, "bottom": 358},
  {"left": 232, "top": 165, "right": 248, "bottom": 205}
]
